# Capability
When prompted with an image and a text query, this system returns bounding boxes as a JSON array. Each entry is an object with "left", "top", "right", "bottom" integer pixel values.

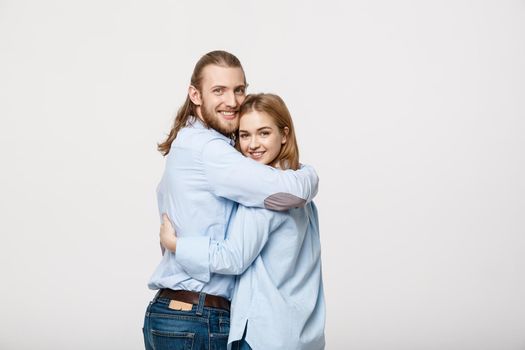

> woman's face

[{"left": 238, "top": 110, "right": 287, "bottom": 166}]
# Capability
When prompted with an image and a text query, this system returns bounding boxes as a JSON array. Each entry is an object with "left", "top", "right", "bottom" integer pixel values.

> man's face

[{"left": 194, "top": 65, "right": 246, "bottom": 136}]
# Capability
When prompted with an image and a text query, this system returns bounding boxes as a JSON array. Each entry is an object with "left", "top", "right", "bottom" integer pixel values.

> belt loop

[
  {"left": 153, "top": 289, "right": 162, "bottom": 302},
  {"left": 196, "top": 292, "right": 206, "bottom": 315}
]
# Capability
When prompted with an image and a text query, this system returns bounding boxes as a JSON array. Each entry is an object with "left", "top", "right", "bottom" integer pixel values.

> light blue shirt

[
  {"left": 176, "top": 203, "right": 326, "bottom": 350},
  {"left": 147, "top": 118, "right": 319, "bottom": 300}
]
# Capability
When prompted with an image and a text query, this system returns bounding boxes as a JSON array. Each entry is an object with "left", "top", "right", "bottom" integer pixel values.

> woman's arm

[
  {"left": 206, "top": 207, "right": 287, "bottom": 275},
  {"left": 161, "top": 208, "right": 287, "bottom": 281}
]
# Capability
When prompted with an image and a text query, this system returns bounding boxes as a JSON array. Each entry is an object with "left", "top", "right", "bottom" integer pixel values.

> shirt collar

[{"left": 188, "top": 116, "right": 235, "bottom": 146}]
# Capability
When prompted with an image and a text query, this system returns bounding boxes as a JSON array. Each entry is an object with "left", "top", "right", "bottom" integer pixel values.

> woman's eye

[
  {"left": 239, "top": 134, "right": 248, "bottom": 139},
  {"left": 261, "top": 131, "right": 270, "bottom": 136}
]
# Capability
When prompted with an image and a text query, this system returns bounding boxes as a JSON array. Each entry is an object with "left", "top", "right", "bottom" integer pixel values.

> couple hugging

[{"left": 143, "top": 50, "right": 325, "bottom": 350}]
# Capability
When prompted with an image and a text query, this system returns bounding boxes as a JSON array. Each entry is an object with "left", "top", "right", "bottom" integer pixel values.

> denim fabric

[{"left": 143, "top": 292, "right": 230, "bottom": 350}]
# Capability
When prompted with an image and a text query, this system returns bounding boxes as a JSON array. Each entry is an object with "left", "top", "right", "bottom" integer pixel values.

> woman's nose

[{"left": 249, "top": 137, "right": 259, "bottom": 149}]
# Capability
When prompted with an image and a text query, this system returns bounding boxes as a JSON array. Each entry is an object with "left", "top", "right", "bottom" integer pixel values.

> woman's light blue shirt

[{"left": 176, "top": 202, "right": 326, "bottom": 350}]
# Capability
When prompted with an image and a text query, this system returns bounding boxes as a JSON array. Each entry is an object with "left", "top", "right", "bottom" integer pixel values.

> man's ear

[
  {"left": 188, "top": 85, "right": 201, "bottom": 106},
  {"left": 281, "top": 126, "right": 289, "bottom": 144}
]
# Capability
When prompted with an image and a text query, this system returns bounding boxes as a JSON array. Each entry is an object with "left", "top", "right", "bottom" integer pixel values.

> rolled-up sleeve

[
  {"left": 175, "top": 236, "right": 211, "bottom": 282},
  {"left": 177, "top": 207, "right": 287, "bottom": 277}
]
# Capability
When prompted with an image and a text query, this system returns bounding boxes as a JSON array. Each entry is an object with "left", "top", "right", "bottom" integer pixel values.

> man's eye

[
  {"left": 213, "top": 88, "right": 223, "bottom": 95},
  {"left": 235, "top": 87, "right": 246, "bottom": 95}
]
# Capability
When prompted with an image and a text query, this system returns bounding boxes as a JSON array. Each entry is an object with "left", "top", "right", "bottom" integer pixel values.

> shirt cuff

[{"left": 175, "top": 236, "right": 211, "bottom": 282}]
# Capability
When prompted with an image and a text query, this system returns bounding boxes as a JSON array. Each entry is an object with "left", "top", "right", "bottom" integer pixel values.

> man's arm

[{"left": 202, "top": 138, "right": 318, "bottom": 211}]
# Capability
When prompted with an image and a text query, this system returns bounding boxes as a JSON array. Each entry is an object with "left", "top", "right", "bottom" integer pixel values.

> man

[{"left": 143, "top": 50, "right": 318, "bottom": 350}]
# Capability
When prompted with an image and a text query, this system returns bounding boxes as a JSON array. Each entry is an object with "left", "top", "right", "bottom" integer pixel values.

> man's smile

[{"left": 219, "top": 110, "right": 238, "bottom": 120}]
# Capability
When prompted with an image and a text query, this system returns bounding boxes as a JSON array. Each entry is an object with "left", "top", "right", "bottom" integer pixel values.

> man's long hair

[{"left": 158, "top": 50, "right": 246, "bottom": 156}]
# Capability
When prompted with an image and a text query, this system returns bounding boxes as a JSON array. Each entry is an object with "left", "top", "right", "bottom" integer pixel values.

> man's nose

[{"left": 224, "top": 91, "right": 237, "bottom": 108}]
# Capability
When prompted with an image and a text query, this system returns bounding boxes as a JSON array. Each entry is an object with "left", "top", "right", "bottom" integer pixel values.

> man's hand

[{"left": 160, "top": 213, "right": 177, "bottom": 252}]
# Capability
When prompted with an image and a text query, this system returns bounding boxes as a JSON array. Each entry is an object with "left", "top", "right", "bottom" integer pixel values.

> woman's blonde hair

[{"left": 238, "top": 93, "right": 300, "bottom": 170}]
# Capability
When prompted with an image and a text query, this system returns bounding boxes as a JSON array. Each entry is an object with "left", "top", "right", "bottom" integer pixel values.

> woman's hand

[{"left": 160, "top": 213, "right": 177, "bottom": 252}]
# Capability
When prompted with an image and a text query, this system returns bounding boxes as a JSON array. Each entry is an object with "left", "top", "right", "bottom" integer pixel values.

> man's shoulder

[{"left": 175, "top": 124, "right": 229, "bottom": 150}]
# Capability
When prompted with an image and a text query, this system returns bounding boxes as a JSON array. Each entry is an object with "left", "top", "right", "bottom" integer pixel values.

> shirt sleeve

[
  {"left": 201, "top": 138, "right": 318, "bottom": 211},
  {"left": 175, "top": 207, "right": 287, "bottom": 281},
  {"left": 175, "top": 236, "right": 211, "bottom": 282}
]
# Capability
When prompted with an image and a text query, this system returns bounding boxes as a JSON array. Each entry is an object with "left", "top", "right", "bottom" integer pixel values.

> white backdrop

[{"left": 1, "top": 1, "right": 524, "bottom": 349}]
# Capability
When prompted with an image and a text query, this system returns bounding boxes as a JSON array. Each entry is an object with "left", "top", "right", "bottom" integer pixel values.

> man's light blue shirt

[
  {"left": 176, "top": 203, "right": 326, "bottom": 350},
  {"left": 148, "top": 118, "right": 319, "bottom": 300}
]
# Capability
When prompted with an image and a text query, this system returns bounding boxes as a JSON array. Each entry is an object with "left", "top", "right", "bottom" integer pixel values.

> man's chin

[
  {"left": 217, "top": 120, "right": 238, "bottom": 135},
  {"left": 201, "top": 111, "right": 238, "bottom": 135}
]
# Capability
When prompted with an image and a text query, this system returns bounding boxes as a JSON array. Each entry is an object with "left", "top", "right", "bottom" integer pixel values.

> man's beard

[{"left": 200, "top": 101, "right": 238, "bottom": 136}]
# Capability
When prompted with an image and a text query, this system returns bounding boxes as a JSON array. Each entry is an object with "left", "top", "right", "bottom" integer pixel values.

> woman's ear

[
  {"left": 188, "top": 85, "right": 201, "bottom": 106},
  {"left": 281, "top": 126, "right": 289, "bottom": 144}
]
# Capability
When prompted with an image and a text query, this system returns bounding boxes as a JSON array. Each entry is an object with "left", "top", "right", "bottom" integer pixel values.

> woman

[{"left": 160, "top": 93, "right": 325, "bottom": 350}]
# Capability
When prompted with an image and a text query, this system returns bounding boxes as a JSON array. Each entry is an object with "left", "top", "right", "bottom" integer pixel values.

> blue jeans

[{"left": 143, "top": 292, "right": 230, "bottom": 350}]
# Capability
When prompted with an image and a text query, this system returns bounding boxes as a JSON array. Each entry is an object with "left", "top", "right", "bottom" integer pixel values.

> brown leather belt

[{"left": 158, "top": 289, "right": 230, "bottom": 312}]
